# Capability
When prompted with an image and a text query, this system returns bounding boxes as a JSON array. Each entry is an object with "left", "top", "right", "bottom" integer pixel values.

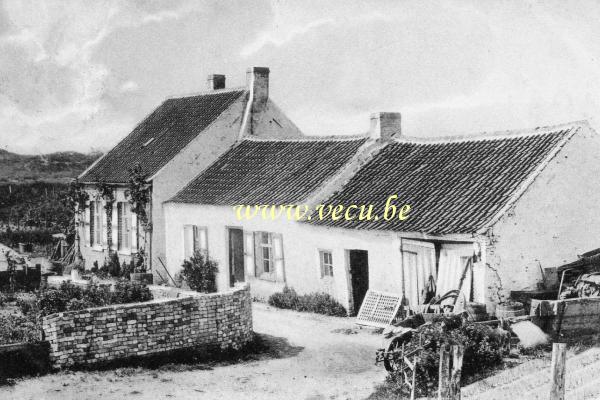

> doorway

[
  {"left": 228, "top": 228, "right": 245, "bottom": 287},
  {"left": 349, "top": 250, "right": 369, "bottom": 315}
]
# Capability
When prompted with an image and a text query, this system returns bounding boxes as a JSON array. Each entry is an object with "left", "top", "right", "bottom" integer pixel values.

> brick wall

[{"left": 41, "top": 284, "right": 252, "bottom": 368}]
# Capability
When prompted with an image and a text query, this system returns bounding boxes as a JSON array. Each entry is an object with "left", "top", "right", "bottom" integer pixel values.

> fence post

[
  {"left": 450, "top": 345, "right": 464, "bottom": 399},
  {"left": 550, "top": 342, "right": 567, "bottom": 400},
  {"left": 439, "top": 344, "right": 464, "bottom": 400},
  {"left": 439, "top": 344, "right": 451, "bottom": 400}
]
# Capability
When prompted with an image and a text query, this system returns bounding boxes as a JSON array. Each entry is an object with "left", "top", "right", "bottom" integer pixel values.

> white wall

[
  {"left": 485, "top": 125, "right": 600, "bottom": 308},
  {"left": 163, "top": 203, "right": 403, "bottom": 312},
  {"left": 151, "top": 97, "right": 304, "bottom": 275}
]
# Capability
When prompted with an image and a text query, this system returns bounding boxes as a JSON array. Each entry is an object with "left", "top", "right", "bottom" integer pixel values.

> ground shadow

[{"left": 0, "top": 332, "right": 305, "bottom": 385}]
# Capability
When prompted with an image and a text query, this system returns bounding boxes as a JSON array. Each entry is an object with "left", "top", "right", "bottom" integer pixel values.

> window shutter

[
  {"left": 101, "top": 202, "right": 108, "bottom": 247},
  {"left": 198, "top": 227, "right": 208, "bottom": 254},
  {"left": 111, "top": 202, "right": 117, "bottom": 251},
  {"left": 319, "top": 252, "right": 325, "bottom": 278},
  {"left": 130, "top": 210, "right": 137, "bottom": 252},
  {"left": 123, "top": 204, "right": 130, "bottom": 250},
  {"left": 117, "top": 203, "right": 123, "bottom": 250},
  {"left": 85, "top": 201, "right": 92, "bottom": 246},
  {"left": 272, "top": 233, "right": 285, "bottom": 282},
  {"left": 243, "top": 231, "right": 255, "bottom": 276},
  {"left": 254, "top": 232, "right": 262, "bottom": 276},
  {"left": 183, "top": 225, "right": 194, "bottom": 259}
]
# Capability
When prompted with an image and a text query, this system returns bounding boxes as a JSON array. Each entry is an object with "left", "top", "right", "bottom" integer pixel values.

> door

[
  {"left": 228, "top": 228, "right": 245, "bottom": 286},
  {"left": 401, "top": 239, "right": 436, "bottom": 309},
  {"left": 349, "top": 250, "right": 369, "bottom": 314}
]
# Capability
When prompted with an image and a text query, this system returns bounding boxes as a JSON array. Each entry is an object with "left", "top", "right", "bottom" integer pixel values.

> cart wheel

[{"left": 383, "top": 335, "right": 410, "bottom": 372}]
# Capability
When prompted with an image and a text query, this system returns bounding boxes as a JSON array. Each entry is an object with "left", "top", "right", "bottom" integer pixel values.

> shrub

[
  {"left": 268, "top": 287, "right": 347, "bottom": 317},
  {"left": 0, "top": 314, "right": 41, "bottom": 345},
  {"left": 36, "top": 280, "right": 152, "bottom": 316},
  {"left": 107, "top": 252, "right": 121, "bottom": 277},
  {"left": 268, "top": 286, "right": 299, "bottom": 310},
  {"left": 386, "top": 315, "right": 505, "bottom": 397},
  {"left": 181, "top": 251, "right": 218, "bottom": 293},
  {"left": 111, "top": 280, "right": 153, "bottom": 304}
]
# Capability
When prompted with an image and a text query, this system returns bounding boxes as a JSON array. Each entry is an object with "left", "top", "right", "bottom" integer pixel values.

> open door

[
  {"left": 401, "top": 239, "right": 436, "bottom": 309},
  {"left": 349, "top": 250, "right": 369, "bottom": 315},
  {"left": 228, "top": 228, "right": 245, "bottom": 287}
]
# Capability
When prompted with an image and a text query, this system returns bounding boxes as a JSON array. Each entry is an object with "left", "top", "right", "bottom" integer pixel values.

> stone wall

[{"left": 41, "top": 284, "right": 252, "bottom": 368}]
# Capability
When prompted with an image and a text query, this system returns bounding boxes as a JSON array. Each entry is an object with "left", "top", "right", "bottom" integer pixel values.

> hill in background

[{"left": 0, "top": 149, "right": 102, "bottom": 184}]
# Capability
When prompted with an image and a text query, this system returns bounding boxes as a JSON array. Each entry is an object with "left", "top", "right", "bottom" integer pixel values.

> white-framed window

[
  {"left": 247, "top": 231, "right": 284, "bottom": 281},
  {"left": 89, "top": 201, "right": 103, "bottom": 247},
  {"left": 183, "top": 225, "right": 208, "bottom": 259},
  {"left": 117, "top": 202, "right": 131, "bottom": 251},
  {"left": 319, "top": 250, "right": 334, "bottom": 278},
  {"left": 257, "top": 232, "right": 273, "bottom": 273}
]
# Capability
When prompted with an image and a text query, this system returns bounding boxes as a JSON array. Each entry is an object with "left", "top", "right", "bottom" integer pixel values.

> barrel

[
  {"left": 496, "top": 301, "right": 526, "bottom": 318},
  {"left": 465, "top": 302, "right": 488, "bottom": 321}
]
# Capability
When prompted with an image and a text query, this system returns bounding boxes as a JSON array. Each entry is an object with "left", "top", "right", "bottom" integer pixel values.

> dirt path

[{"left": 1, "top": 303, "right": 387, "bottom": 400}]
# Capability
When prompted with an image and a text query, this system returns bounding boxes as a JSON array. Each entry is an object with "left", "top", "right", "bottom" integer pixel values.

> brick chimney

[
  {"left": 247, "top": 67, "right": 269, "bottom": 112},
  {"left": 207, "top": 74, "right": 226, "bottom": 90},
  {"left": 369, "top": 112, "right": 401, "bottom": 140}
]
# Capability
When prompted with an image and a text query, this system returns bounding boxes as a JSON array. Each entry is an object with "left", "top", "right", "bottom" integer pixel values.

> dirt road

[{"left": 1, "top": 303, "right": 386, "bottom": 400}]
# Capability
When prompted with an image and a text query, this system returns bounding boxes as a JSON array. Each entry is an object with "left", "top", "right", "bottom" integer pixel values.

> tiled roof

[
  {"left": 169, "top": 138, "right": 367, "bottom": 205},
  {"left": 310, "top": 128, "right": 575, "bottom": 234},
  {"left": 79, "top": 90, "right": 246, "bottom": 183}
]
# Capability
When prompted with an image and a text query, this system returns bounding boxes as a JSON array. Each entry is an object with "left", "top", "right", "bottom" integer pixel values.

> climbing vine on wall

[
  {"left": 127, "top": 162, "right": 151, "bottom": 231},
  {"left": 63, "top": 178, "right": 89, "bottom": 235}
]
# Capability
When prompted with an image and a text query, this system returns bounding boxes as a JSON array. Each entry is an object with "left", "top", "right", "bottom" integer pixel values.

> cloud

[
  {"left": 119, "top": 80, "right": 139, "bottom": 93},
  {"left": 241, "top": 17, "right": 334, "bottom": 58},
  {"left": 0, "top": 0, "right": 195, "bottom": 153},
  {"left": 240, "top": 1, "right": 393, "bottom": 57}
]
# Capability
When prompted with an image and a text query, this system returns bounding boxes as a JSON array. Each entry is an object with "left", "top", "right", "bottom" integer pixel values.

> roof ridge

[
  {"left": 241, "top": 134, "right": 368, "bottom": 143},
  {"left": 164, "top": 87, "right": 247, "bottom": 101},
  {"left": 394, "top": 120, "right": 587, "bottom": 145}
]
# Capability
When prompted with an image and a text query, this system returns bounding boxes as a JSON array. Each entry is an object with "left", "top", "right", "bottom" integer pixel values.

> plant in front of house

[
  {"left": 35, "top": 280, "right": 153, "bottom": 316},
  {"left": 181, "top": 251, "right": 218, "bottom": 293},
  {"left": 268, "top": 286, "right": 348, "bottom": 317},
  {"left": 377, "top": 315, "right": 505, "bottom": 398}
]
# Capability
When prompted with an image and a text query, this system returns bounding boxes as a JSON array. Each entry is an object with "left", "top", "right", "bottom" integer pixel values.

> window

[
  {"left": 183, "top": 225, "right": 208, "bottom": 259},
  {"left": 89, "top": 201, "right": 103, "bottom": 247},
  {"left": 117, "top": 202, "right": 130, "bottom": 251},
  {"left": 251, "top": 231, "right": 284, "bottom": 280},
  {"left": 258, "top": 232, "right": 273, "bottom": 273},
  {"left": 319, "top": 250, "right": 333, "bottom": 278}
]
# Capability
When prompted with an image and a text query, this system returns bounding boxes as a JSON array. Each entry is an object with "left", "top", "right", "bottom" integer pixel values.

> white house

[
  {"left": 76, "top": 67, "right": 303, "bottom": 275},
  {"left": 163, "top": 113, "right": 600, "bottom": 316}
]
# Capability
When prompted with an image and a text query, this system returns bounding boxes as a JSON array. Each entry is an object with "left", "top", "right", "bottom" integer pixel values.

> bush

[
  {"left": 107, "top": 252, "right": 120, "bottom": 277},
  {"left": 111, "top": 280, "right": 153, "bottom": 304},
  {"left": 36, "top": 280, "right": 153, "bottom": 316},
  {"left": 268, "top": 286, "right": 347, "bottom": 317},
  {"left": 386, "top": 315, "right": 505, "bottom": 398},
  {"left": 181, "top": 251, "right": 218, "bottom": 293},
  {"left": 0, "top": 314, "right": 41, "bottom": 345}
]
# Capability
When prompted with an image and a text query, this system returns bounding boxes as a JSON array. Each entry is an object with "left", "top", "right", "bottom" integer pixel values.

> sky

[{"left": 1, "top": 0, "right": 600, "bottom": 154}]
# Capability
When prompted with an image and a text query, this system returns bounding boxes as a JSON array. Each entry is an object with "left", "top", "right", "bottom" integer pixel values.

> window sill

[{"left": 91, "top": 246, "right": 104, "bottom": 253}]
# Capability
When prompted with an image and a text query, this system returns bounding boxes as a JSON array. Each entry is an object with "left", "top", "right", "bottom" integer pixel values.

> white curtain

[
  {"left": 436, "top": 243, "right": 474, "bottom": 302},
  {"left": 401, "top": 239, "right": 436, "bottom": 308}
]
